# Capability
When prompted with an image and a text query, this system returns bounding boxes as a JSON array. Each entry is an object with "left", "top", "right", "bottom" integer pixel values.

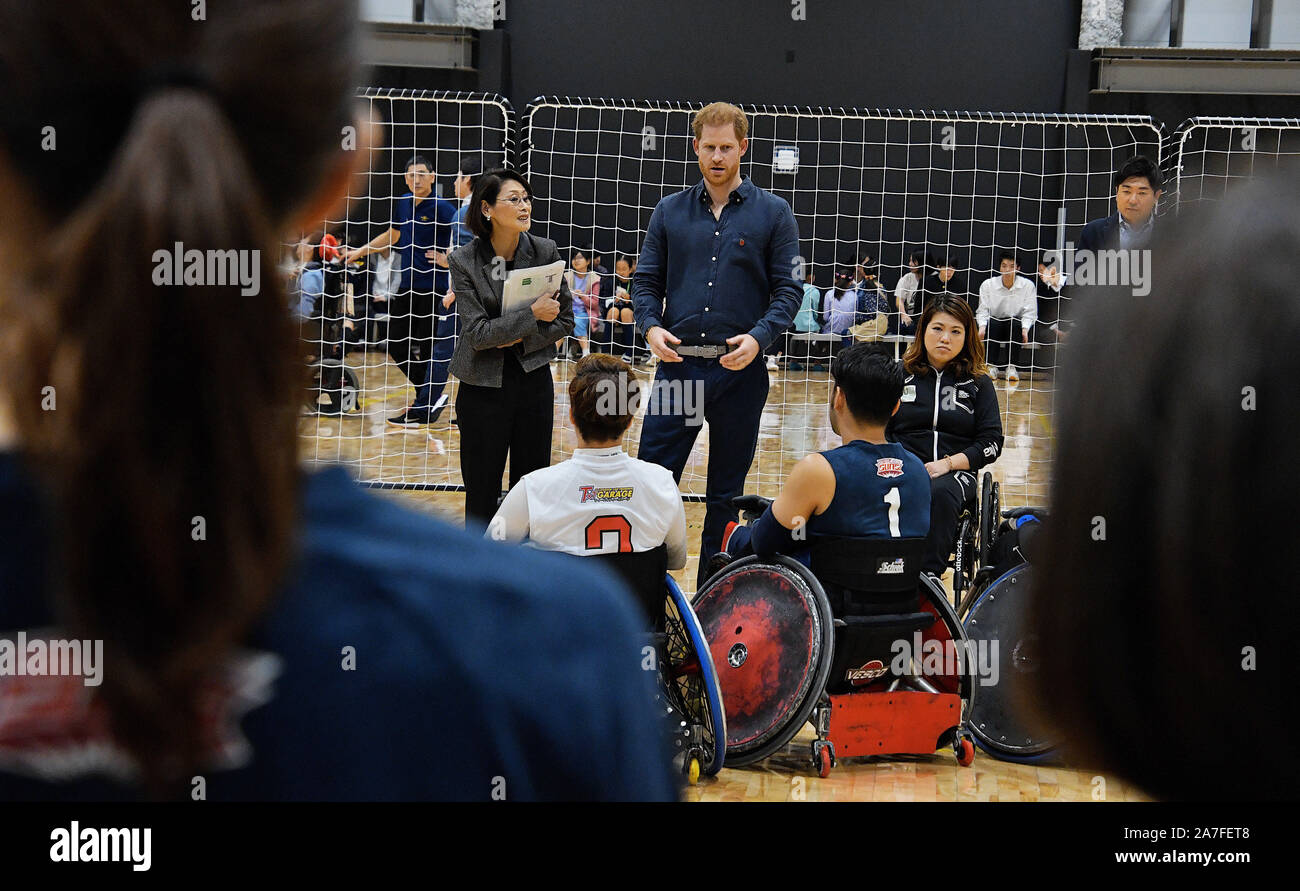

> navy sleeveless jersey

[
  {"left": 808, "top": 440, "right": 930, "bottom": 539},
  {"left": 0, "top": 453, "right": 676, "bottom": 801}
]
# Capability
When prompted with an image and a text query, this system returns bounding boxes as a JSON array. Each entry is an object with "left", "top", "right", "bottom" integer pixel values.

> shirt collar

[
  {"left": 1119, "top": 213, "right": 1155, "bottom": 236},
  {"left": 695, "top": 174, "right": 752, "bottom": 206},
  {"left": 573, "top": 446, "right": 625, "bottom": 459}
]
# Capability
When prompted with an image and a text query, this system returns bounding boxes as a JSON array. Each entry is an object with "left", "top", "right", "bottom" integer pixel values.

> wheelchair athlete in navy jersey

[{"left": 712, "top": 343, "right": 930, "bottom": 582}]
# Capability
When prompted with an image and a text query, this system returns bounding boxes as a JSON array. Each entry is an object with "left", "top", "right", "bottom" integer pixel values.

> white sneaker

[
  {"left": 1006, "top": 365, "right": 1020, "bottom": 383},
  {"left": 766, "top": 356, "right": 779, "bottom": 370},
  {"left": 988, "top": 367, "right": 1001, "bottom": 380}
]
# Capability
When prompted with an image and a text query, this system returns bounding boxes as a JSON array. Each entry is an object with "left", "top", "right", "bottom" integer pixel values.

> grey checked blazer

[{"left": 448, "top": 232, "right": 576, "bottom": 388}]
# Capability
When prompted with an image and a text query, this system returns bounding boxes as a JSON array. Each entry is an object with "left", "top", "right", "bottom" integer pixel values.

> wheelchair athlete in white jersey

[
  {"left": 488, "top": 353, "right": 723, "bottom": 783},
  {"left": 488, "top": 353, "right": 687, "bottom": 621}
]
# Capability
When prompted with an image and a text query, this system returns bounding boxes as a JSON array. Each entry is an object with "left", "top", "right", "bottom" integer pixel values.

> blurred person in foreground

[
  {"left": 0, "top": 0, "right": 673, "bottom": 802},
  {"left": 1029, "top": 175, "right": 1297, "bottom": 801}
]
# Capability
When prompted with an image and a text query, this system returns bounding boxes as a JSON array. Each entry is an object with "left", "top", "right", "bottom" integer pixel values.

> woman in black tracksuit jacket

[{"left": 886, "top": 296, "right": 1004, "bottom": 574}]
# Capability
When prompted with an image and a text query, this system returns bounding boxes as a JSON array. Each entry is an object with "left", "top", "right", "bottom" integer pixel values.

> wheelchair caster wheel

[
  {"left": 812, "top": 741, "right": 834, "bottom": 778},
  {"left": 687, "top": 756, "right": 701, "bottom": 785},
  {"left": 954, "top": 732, "right": 975, "bottom": 767}
]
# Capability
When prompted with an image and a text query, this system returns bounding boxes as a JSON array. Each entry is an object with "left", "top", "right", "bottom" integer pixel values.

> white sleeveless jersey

[{"left": 489, "top": 447, "right": 688, "bottom": 570}]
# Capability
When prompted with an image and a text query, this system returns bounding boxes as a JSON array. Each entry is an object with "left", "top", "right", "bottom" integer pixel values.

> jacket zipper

[{"left": 932, "top": 371, "right": 942, "bottom": 462}]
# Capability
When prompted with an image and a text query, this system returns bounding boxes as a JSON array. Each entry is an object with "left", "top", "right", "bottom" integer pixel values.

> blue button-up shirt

[{"left": 632, "top": 175, "right": 802, "bottom": 350}]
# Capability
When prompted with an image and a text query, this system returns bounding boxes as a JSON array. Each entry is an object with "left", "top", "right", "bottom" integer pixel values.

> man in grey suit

[{"left": 447, "top": 169, "right": 575, "bottom": 525}]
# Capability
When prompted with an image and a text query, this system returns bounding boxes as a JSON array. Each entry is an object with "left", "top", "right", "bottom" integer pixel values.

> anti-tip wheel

[{"left": 955, "top": 733, "right": 975, "bottom": 768}]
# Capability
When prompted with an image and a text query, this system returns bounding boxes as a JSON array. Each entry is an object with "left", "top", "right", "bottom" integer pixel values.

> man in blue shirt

[
  {"left": 632, "top": 102, "right": 802, "bottom": 588},
  {"left": 403, "top": 156, "right": 484, "bottom": 426},
  {"left": 345, "top": 156, "right": 457, "bottom": 426}
]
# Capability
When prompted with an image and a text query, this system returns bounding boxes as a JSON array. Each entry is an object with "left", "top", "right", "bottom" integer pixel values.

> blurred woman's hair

[
  {"left": 0, "top": 0, "right": 358, "bottom": 794},
  {"left": 901, "top": 296, "right": 986, "bottom": 379},
  {"left": 1030, "top": 176, "right": 1298, "bottom": 800}
]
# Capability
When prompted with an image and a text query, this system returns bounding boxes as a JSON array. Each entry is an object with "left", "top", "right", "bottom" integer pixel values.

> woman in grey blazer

[{"left": 448, "top": 169, "right": 575, "bottom": 525}]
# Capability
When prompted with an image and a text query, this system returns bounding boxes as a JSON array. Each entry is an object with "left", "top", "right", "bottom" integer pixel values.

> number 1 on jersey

[{"left": 883, "top": 487, "right": 901, "bottom": 538}]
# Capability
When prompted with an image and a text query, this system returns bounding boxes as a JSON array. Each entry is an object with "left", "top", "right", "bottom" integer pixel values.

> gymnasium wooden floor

[{"left": 300, "top": 345, "right": 1147, "bottom": 802}]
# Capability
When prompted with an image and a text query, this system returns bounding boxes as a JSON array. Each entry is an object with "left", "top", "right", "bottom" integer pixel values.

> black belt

[{"left": 676, "top": 344, "right": 734, "bottom": 358}]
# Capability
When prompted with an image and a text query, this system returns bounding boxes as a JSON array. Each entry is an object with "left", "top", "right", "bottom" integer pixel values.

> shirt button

[
  {"left": 708, "top": 282, "right": 712, "bottom": 286},
  {"left": 705, "top": 307, "right": 710, "bottom": 312},
  {"left": 715, "top": 231, "right": 719, "bottom": 236},
  {"left": 711, "top": 257, "right": 717, "bottom": 261}
]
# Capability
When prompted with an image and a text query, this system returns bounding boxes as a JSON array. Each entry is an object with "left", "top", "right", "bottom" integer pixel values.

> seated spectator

[
  {"left": 794, "top": 269, "right": 822, "bottom": 334},
  {"left": 976, "top": 250, "right": 1037, "bottom": 383},
  {"left": 850, "top": 256, "right": 891, "bottom": 342},
  {"left": 822, "top": 269, "right": 861, "bottom": 339},
  {"left": 717, "top": 343, "right": 929, "bottom": 566},
  {"left": 604, "top": 256, "right": 637, "bottom": 361},
  {"left": 565, "top": 249, "right": 600, "bottom": 359},
  {"left": 935, "top": 253, "right": 972, "bottom": 307},
  {"left": 782, "top": 269, "right": 824, "bottom": 369},
  {"left": 1030, "top": 175, "right": 1293, "bottom": 800},
  {"left": 886, "top": 297, "right": 1003, "bottom": 577},
  {"left": 0, "top": 0, "right": 672, "bottom": 802},
  {"left": 891, "top": 248, "right": 936, "bottom": 336},
  {"left": 488, "top": 353, "right": 688, "bottom": 571},
  {"left": 592, "top": 251, "right": 614, "bottom": 313}
]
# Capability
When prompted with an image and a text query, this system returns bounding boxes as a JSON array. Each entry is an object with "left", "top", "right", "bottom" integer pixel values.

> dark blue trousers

[
  {"left": 637, "top": 356, "right": 769, "bottom": 589},
  {"left": 412, "top": 308, "right": 458, "bottom": 413}
]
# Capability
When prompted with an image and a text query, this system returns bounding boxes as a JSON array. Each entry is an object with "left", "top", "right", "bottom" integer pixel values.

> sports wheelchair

[
  {"left": 951, "top": 471, "right": 1000, "bottom": 612},
  {"left": 955, "top": 501, "right": 1060, "bottom": 763},
  {"left": 694, "top": 500, "right": 977, "bottom": 777},
  {"left": 591, "top": 545, "right": 727, "bottom": 785}
]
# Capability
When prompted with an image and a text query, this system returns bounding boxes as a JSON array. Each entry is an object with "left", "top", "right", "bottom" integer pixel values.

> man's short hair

[
  {"left": 570, "top": 354, "right": 641, "bottom": 442},
  {"left": 1114, "top": 155, "right": 1163, "bottom": 192},
  {"left": 405, "top": 154, "right": 431, "bottom": 173},
  {"left": 997, "top": 250, "right": 1019, "bottom": 268},
  {"left": 458, "top": 155, "right": 483, "bottom": 184},
  {"left": 830, "top": 343, "right": 904, "bottom": 426},
  {"left": 692, "top": 102, "right": 748, "bottom": 142}
]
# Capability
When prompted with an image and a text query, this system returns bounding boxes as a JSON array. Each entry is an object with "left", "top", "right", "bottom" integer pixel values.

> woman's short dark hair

[
  {"left": 570, "top": 354, "right": 640, "bottom": 442},
  {"left": 468, "top": 168, "right": 532, "bottom": 241},
  {"left": 901, "top": 295, "right": 986, "bottom": 379},
  {"left": 1029, "top": 175, "right": 1297, "bottom": 800},
  {"left": 831, "top": 343, "right": 903, "bottom": 425},
  {"left": 908, "top": 248, "right": 935, "bottom": 271}
]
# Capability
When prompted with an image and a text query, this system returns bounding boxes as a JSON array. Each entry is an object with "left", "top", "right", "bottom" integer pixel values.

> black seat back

[
  {"left": 808, "top": 536, "right": 932, "bottom": 693},
  {"left": 809, "top": 535, "right": 927, "bottom": 615},
  {"left": 589, "top": 545, "right": 668, "bottom": 630}
]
